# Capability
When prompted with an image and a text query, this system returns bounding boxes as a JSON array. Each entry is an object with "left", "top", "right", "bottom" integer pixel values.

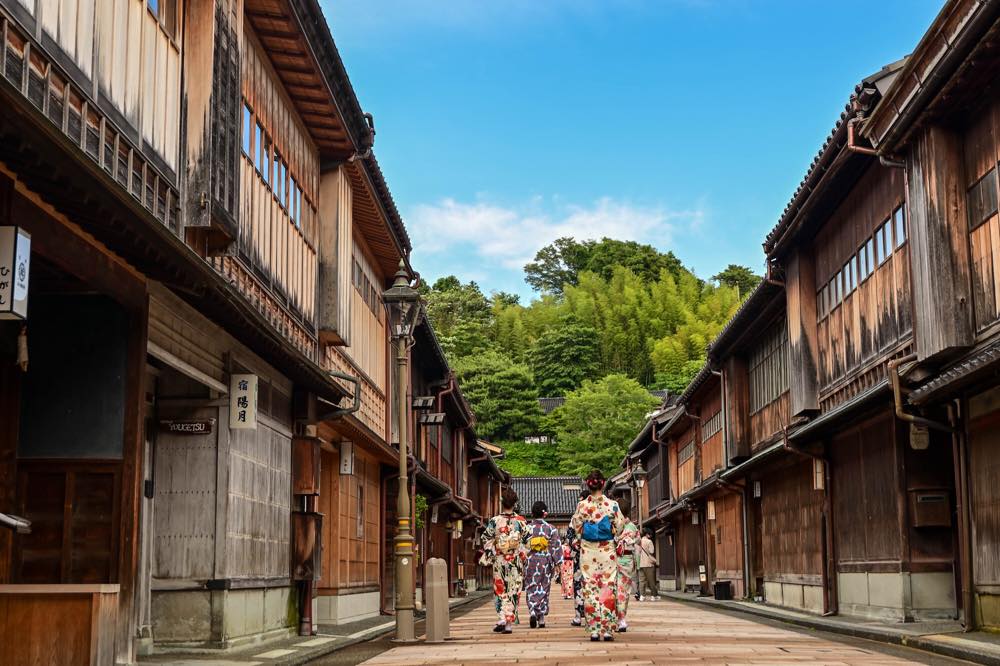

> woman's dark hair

[
  {"left": 616, "top": 493, "right": 632, "bottom": 516},
  {"left": 579, "top": 489, "right": 590, "bottom": 501},
  {"left": 585, "top": 469, "right": 605, "bottom": 491},
  {"left": 501, "top": 487, "right": 518, "bottom": 510},
  {"left": 531, "top": 501, "right": 547, "bottom": 519},
  {"left": 643, "top": 526, "right": 655, "bottom": 538}
]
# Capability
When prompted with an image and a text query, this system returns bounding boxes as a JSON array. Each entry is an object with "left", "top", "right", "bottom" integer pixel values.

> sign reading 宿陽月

[{"left": 230, "top": 374, "right": 258, "bottom": 430}]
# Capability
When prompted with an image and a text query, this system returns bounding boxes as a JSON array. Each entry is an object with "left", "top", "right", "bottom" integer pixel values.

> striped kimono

[{"left": 615, "top": 519, "right": 639, "bottom": 624}]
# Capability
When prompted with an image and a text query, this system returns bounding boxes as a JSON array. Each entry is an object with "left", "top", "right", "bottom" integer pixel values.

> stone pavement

[{"left": 356, "top": 592, "right": 971, "bottom": 665}]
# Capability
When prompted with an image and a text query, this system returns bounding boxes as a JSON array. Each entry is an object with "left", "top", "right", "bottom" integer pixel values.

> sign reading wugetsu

[
  {"left": 230, "top": 374, "right": 258, "bottom": 430},
  {"left": 0, "top": 226, "right": 30, "bottom": 320}
]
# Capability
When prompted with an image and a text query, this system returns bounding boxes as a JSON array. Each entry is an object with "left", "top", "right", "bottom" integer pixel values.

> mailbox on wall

[{"left": 909, "top": 489, "right": 951, "bottom": 528}]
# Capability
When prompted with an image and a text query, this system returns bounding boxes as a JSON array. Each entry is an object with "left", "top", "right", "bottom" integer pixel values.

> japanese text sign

[
  {"left": 229, "top": 374, "right": 258, "bottom": 430},
  {"left": 0, "top": 226, "right": 30, "bottom": 320}
]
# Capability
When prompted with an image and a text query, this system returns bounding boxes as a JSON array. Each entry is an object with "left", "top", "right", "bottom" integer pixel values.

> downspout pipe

[
  {"left": 436, "top": 376, "right": 456, "bottom": 479},
  {"left": 782, "top": 429, "right": 837, "bottom": 616},
  {"left": 848, "top": 116, "right": 906, "bottom": 169},
  {"left": 888, "top": 354, "right": 954, "bottom": 434},
  {"left": 318, "top": 370, "right": 362, "bottom": 419},
  {"left": 948, "top": 401, "right": 974, "bottom": 632}
]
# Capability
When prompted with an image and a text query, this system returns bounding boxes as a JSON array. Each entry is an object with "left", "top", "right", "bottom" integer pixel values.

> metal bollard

[{"left": 425, "top": 557, "right": 450, "bottom": 643}]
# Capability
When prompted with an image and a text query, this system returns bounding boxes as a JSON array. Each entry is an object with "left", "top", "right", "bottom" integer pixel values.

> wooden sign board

[
  {"left": 0, "top": 226, "right": 30, "bottom": 320},
  {"left": 230, "top": 374, "right": 258, "bottom": 429},
  {"left": 159, "top": 419, "right": 216, "bottom": 435}
]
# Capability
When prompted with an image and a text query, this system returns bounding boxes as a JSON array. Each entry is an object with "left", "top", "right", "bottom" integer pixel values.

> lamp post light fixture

[
  {"left": 383, "top": 259, "right": 423, "bottom": 643},
  {"left": 631, "top": 460, "right": 648, "bottom": 537}
]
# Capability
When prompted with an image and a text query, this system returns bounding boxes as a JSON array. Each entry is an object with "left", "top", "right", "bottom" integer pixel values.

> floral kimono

[
  {"left": 565, "top": 526, "right": 585, "bottom": 619},
  {"left": 569, "top": 494, "right": 626, "bottom": 637},
  {"left": 615, "top": 519, "right": 639, "bottom": 625},
  {"left": 481, "top": 511, "right": 529, "bottom": 626},
  {"left": 523, "top": 518, "right": 562, "bottom": 622},
  {"left": 560, "top": 541, "right": 575, "bottom": 599}
]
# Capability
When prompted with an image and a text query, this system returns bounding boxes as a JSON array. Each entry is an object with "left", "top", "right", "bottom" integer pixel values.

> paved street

[{"left": 347, "top": 593, "right": 969, "bottom": 666}]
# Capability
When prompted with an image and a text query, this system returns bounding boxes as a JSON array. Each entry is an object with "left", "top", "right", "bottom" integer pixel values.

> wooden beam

[
  {"left": 786, "top": 250, "right": 820, "bottom": 416},
  {"left": 906, "top": 124, "right": 975, "bottom": 361},
  {"left": 725, "top": 356, "right": 750, "bottom": 463}
]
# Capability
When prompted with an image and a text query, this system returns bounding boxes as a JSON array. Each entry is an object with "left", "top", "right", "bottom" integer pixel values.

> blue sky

[{"left": 322, "top": 0, "right": 943, "bottom": 301}]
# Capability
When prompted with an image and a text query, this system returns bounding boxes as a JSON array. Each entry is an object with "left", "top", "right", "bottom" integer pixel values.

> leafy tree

[
  {"left": 524, "top": 237, "right": 690, "bottom": 295},
  {"left": 492, "top": 291, "right": 521, "bottom": 307},
  {"left": 439, "top": 320, "right": 494, "bottom": 360},
  {"left": 583, "top": 238, "right": 686, "bottom": 286},
  {"left": 712, "top": 264, "right": 761, "bottom": 298},
  {"left": 497, "top": 441, "right": 563, "bottom": 477},
  {"left": 531, "top": 318, "right": 601, "bottom": 397},
  {"left": 550, "top": 374, "right": 660, "bottom": 477},
  {"left": 524, "top": 237, "right": 593, "bottom": 294},
  {"left": 423, "top": 276, "right": 492, "bottom": 338},
  {"left": 453, "top": 349, "right": 542, "bottom": 442}
]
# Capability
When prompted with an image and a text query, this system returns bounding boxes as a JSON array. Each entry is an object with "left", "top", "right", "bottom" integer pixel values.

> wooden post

[
  {"left": 906, "top": 125, "right": 975, "bottom": 362},
  {"left": 117, "top": 295, "right": 149, "bottom": 665},
  {"left": 786, "top": 250, "right": 820, "bottom": 416}
]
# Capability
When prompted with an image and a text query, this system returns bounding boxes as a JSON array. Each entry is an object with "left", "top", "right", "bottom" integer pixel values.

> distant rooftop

[{"left": 511, "top": 476, "right": 583, "bottom": 518}]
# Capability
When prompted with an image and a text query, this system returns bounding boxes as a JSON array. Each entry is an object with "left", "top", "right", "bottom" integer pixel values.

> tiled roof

[
  {"left": 538, "top": 397, "right": 566, "bottom": 414},
  {"left": 910, "top": 337, "right": 1000, "bottom": 404},
  {"left": 762, "top": 60, "right": 906, "bottom": 256},
  {"left": 511, "top": 476, "right": 583, "bottom": 517}
]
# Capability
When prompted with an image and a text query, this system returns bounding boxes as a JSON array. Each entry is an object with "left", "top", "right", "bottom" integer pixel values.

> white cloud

[{"left": 407, "top": 195, "right": 705, "bottom": 272}]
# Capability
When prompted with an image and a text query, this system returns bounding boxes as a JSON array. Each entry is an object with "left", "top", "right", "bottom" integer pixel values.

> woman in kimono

[
  {"left": 570, "top": 470, "right": 626, "bottom": 641},
  {"left": 480, "top": 487, "right": 529, "bottom": 634},
  {"left": 559, "top": 532, "right": 575, "bottom": 599},
  {"left": 614, "top": 493, "right": 639, "bottom": 633},
  {"left": 568, "top": 490, "right": 588, "bottom": 626},
  {"left": 523, "top": 501, "right": 562, "bottom": 628}
]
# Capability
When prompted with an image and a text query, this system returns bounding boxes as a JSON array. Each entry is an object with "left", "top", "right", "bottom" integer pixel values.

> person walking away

[
  {"left": 523, "top": 501, "right": 561, "bottom": 628},
  {"left": 570, "top": 469, "right": 626, "bottom": 642},
  {"left": 568, "top": 489, "right": 588, "bottom": 626},
  {"left": 480, "top": 488, "right": 529, "bottom": 633},
  {"left": 614, "top": 494, "right": 639, "bottom": 632},
  {"left": 559, "top": 531, "right": 574, "bottom": 599},
  {"left": 638, "top": 526, "right": 660, "bottom": 600}
]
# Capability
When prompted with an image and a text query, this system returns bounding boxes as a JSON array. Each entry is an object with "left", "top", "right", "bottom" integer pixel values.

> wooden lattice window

[
  {"left": 702, "top": 410, "right": 722, "bottom": 441},
  {"left": 968, "top": 167, "right": 998, "bottom": 231},
  {"left": 678, "top": 440, "right": 695, "bottom": 464},
  {"left": 749, "top": 321, "right": 789, "bottom": 413}
]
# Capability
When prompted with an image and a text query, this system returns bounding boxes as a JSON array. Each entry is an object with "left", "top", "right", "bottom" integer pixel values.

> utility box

[{"left": 425, "top": 557, "right": 450, "bottom": 643}]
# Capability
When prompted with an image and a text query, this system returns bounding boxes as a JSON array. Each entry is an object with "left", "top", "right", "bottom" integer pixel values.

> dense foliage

[
  {"left": 550, "top": 374, "right": 661, "bottom": 477},
  {"left": 419, "top": 237, "right": 757, "bottom": 476}
]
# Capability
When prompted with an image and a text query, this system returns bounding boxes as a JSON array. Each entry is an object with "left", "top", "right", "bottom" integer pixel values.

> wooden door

[
  {"left": 14, "top": 461, "right": 122, "bottom": 583},
  {"left": 969, "top": 415, "right": 1000, "bottom": 593}
]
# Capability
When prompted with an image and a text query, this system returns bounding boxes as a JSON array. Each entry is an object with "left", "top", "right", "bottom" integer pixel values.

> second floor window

[
  {"left": 749, "top": 321, "right": 789, "bottom": 413},
  {"left": 678, "top": 440, "right": 695, "bottom": 464}
]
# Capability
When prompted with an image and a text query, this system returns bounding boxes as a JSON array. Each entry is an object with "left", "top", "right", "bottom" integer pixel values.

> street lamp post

[
  {"left": 383, "top": 260, "right": 422, "bottom": 643},
  {"left": 631, "top": 461, "right": 648, "bottom": 542},
  {"left": 630, "top": 461, "right": 648, "bottom": 602}
]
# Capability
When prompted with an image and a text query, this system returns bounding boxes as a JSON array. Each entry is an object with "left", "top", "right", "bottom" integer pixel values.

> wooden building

[
  {"left": 859, "top": 0, "right": 1000, "bottom": 631},
  {"left": 625, "top": 0, "right": 1000, "bottom": 632},
  {"left": 0, "top": 0, "right": 503, "bottom": 662}
]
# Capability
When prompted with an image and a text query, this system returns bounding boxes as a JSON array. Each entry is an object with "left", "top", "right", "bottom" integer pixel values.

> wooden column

[
  {"left": 725, "top": 356, "right": 750, "bottom": 463},
  {"left": 786, "top": 251, "right": 820, "bottom": 416},
  {"left": 907, "top": 125, "right": 975, "bottom": 361},
  {"left": 116, "top": 295, "right": 149, "bottom": 665},
  {"left": 0, "top": 174, "right": 15, "bottom": 585}
]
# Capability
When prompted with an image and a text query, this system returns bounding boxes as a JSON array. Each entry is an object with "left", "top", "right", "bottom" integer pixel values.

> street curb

[
  {"left": 664, "top": 594, "right": 1000, "bottom": 666},
  {"left": 275, "top": 592, "right": 491, "bottom": 665}
]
